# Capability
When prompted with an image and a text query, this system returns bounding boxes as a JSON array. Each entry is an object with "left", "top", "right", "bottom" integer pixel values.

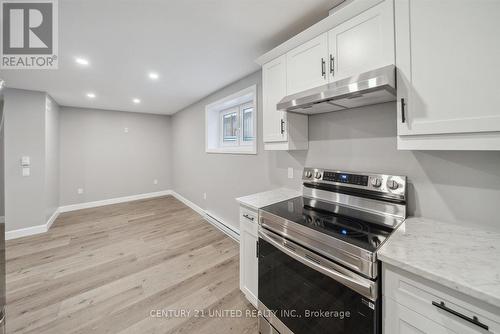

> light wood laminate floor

[{"left": 6, "top": 196, "right": 258, "bottom": 334}]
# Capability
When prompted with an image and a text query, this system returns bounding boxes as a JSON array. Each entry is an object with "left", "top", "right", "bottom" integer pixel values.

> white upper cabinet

[
  {"left": 262, "top": 56, "right": 308, "bottom": 150},
  {"left": 259, "top": 0, "right": 395, "bottom": 151},
  {"left": 328, "top": 0, "right": 394, "bottom": 82},
  {"left": 286, "top": 34, "right": 329, "bottom": 95},
  {"left": 396, "top": 0, "right": 500, "bottom": 150},
  {"left": 262, "top": 55, "right": 287, "bottom": 143}
]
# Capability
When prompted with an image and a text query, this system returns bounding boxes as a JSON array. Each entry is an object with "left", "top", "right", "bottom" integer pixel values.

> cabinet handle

[
  {"left": 432, "top": 301, "right": 489, "bottom": 331},
  {"left": 330, "top": 55, "right": 335, "bottom": 76},
  {"left": 243, "top": 214, "right": 254, "bottom": 222},
  {"left": 321, "top": 58, "right": 326, "bottom": 77},
  {"left": 280, "top": 119, "right": 285, "bottom": 135},
  {"left": 401, "top": 98, "right": 406, "bottom": 123}
]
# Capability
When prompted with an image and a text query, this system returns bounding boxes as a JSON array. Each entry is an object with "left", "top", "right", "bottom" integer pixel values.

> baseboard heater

[{"left": 204, "top": 212, "right": 240, "bottom": 242}]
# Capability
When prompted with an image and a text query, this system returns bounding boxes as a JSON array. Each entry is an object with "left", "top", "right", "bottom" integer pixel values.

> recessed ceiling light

[
  {"left": 86, "top": 92, "right": 96, "bottom": 99},
  {"left": 132, "top": 98, "right": 141, "bottom": 104},
  {"left": 75, "top": 57, "right": 89, "bottom": 66},
  {"left": 148, "top": 72, "right": 159, "bottom": 80}
]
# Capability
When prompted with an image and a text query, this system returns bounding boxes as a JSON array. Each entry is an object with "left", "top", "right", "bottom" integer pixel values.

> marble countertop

[
  {"left": 236, "top": 188, "right": 301, "bottom": 210},
  {"left": 379, "top": 217, "right": 500, "bottom": 309}
]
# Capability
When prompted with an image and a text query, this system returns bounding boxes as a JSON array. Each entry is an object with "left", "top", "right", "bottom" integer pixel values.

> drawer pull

[
  {"left": 432, "top": 301, "right": 489, "bottom": 331},
  {"left": 243, "top": 214, "right": 255, "bottom": 222}
]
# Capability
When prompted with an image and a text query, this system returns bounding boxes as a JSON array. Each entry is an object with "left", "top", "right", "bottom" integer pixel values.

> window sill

[{"left": 206, "top": 147, "right": 257, "bottom": 155}]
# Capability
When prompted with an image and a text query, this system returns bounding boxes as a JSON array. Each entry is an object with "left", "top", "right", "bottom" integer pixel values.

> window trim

[{"left": 205, "top": 85, "right": 257, "bottom": 155}]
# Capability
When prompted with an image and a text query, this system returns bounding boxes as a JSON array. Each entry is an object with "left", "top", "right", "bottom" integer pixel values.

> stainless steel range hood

[{"left": 277, "top": 65, "right": 396, "bottom": 115}]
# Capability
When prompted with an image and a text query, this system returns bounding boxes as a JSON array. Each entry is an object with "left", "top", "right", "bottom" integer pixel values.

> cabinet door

[
  {"left": 328, "top": 0, "right": 394, "bottom": 82},
  {"left": 396, "top": 0, "right": 500, "bottom": 137},
  {"left": 384, "top": 298, "right": 459, "bottom": 334},
  {"left": 239, "top": 220, "right": 258, "bottom": 307},
  {"left": 286, "top": 33, "right": 328, "bottom": 95},
  {"left": 263, "top": 55, "right": 287, "bottom": 143}
]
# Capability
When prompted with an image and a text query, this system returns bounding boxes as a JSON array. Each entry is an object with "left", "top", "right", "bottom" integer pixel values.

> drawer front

[
  {"left": 383, "top": 264, "right": 500, "bottom": 333},
  {"left": 384, "top": 297, "right": 455, "bottom": 334},
  {"left": 240, "top": 206, "right": 258, "bottom": 236}
]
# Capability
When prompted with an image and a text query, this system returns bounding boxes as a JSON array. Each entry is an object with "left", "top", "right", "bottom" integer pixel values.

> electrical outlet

[
  {"left": 203, "top": 193, "right": 207, "bottom": 200},
  {"left": 77, "top": 188, "right": 84, "bottom": 195},
  {"left": 288, "top": 167, "right": 294, "bottom": 179},
  {"left": 153, "top": 179, "right": 158, "bottom": 185}
]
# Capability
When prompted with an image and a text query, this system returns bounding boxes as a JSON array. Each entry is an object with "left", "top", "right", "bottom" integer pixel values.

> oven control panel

[
  {"left": 322, "top": 171, "right": 369, "bottom": 186},
  {"left": 302, "top": 167, "right": 406, "bottom": 198}
]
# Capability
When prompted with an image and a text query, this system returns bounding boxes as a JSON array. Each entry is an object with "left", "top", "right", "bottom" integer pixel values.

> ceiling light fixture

[
  {"left": 132, "top": 98, "right": 141, "bottom": 104},
  {"left": 75, "top": 57, "right": 89, "bottom": 66},
  {"left": 148, "top": 72, "right": 159, "bottom": 80},
  {"left": 86, "top": 92, "right": 96, "bottom": 99}
]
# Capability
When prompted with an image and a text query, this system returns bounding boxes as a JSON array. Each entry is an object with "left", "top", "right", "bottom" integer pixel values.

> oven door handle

[{"left": 259, "top": 229, "right": 377, "bottom": 301}]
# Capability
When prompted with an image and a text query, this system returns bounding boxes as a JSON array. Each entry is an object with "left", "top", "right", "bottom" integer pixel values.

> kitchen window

[{"left": 206, "top": 85, "right": 257, "bottom": 154}]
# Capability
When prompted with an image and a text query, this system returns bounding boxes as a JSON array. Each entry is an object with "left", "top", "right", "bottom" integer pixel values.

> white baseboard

[
  {"left": 6, "top": 208, "right": 60, "bottom": 240},
  {"left": 6, "top": 224, "right": 48, "bottom": 240},
  {"left": 6, "top": 189, "right": 239, "bottom": 243},
  {"left": 170, "top": 191, "right": 240, "bottom": 242},
  {"left": 6, "top": 190, "right": 172, "bottom": 240},
  {"left": 58, "top": 190, "right": 172, "bottom": 213}
]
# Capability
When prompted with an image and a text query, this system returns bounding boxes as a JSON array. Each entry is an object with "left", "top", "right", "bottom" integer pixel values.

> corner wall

[
  {"left": 45, "top": 97, "right": 60, "bottom": 223},
  {"left": 4, "top": 88, "right": 48, "bottom": 232},
  {"left": 171, "top": 71, "right": 276, "bottom": 232},
  {"left": 58, "top": 107, "right": 172, "bottom": 206}
]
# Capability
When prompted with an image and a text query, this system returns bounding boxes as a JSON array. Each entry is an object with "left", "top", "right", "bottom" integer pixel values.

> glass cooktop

[{"left": 261, "top": 196, "right": 394, "bottom": 252}]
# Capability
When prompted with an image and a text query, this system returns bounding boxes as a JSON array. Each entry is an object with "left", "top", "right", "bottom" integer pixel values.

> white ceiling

[{"left": 1, "top": 0, "right": 339, "bottom": 115}]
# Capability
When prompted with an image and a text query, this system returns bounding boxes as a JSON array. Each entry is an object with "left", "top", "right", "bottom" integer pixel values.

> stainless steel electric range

[{"left": 257, "top": 168, "right": 407, "bottom": 334}]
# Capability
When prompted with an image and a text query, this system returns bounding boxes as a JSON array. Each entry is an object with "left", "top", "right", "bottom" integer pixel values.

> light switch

[
  {"left": 21, "top": 156, "right": 31, "bottom": 167},
  {"left": 288, "top": 167, "right": 294, "bottom": 179},
  {"left": 22, "top": 167, "right": 30, "bottom": 177}
]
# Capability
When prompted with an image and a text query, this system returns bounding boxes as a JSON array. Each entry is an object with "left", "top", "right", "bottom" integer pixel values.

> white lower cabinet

[
  {"left": 383, "top": 264, "right": 500, "bottom": 334},
  {"left": 384, "top": 298, "right": 454, "bottom": 334},
  {"left": 239, "top": 206, "right": 258, "bottom": 307}
]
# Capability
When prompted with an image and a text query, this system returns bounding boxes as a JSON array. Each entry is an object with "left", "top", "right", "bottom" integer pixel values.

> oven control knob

[
  {"left": 387, "top": 180, "right": 399, "bottom": 190},
  {"left": 314, "top": 171, "right": 322, "bottom": 179},
  {"left": 371, "top": 178, "right": 382, "bottom": 188},
  {"left": 304, "top": 170, "right": 313, "bottom": 178}
]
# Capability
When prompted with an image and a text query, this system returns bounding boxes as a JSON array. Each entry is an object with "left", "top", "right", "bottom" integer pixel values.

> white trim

[
  {"left": 169, "top": 190, "right": 205, "bottom": 216},
  {"left": 6, "top": 190, "right": 239, "bottom": 243},
  {"left": 6, "top": 224, "right": 48, "bottom": 240},
  {"left": 169, "top": 191, "right": 240, "bottom": 242},
  {"left": 58, "top": 190, "right": 172, "bottom": 213},
  {"left": 6, "top": 208, "right": 60, "bottom": 240},
  {"left": 205, "top": 85, "right": 257, "bottom": 155},
  {"left": 46, "top": 208, "right": 60, "bottom": 230},
  {"left": 205, "top": 147, "right": 257, "bottom": 155}
]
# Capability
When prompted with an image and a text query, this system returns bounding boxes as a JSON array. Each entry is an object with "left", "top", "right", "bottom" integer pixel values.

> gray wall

[
  {"left": 171, "top": 72, "right": 276, "bottom": 231},
  {"left": 4, "top": 88, "right": 47, "bottom": 232},
  {"left": 172, "top": 70, "right": 500, "bottom": 232},
  {"left": 45, "top": 97, "right": 60, "bottom": 221},
  {"left": 59, "top": 107, "right": 172, "bottom": 206},
  {"left": 0, "top": 99, "right": 4, "bottom": 219}
]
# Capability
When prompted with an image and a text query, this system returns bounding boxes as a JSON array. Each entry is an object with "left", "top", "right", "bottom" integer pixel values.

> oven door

[{"left": 258, "top": 228, "right": 380, "bottom": 334}]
